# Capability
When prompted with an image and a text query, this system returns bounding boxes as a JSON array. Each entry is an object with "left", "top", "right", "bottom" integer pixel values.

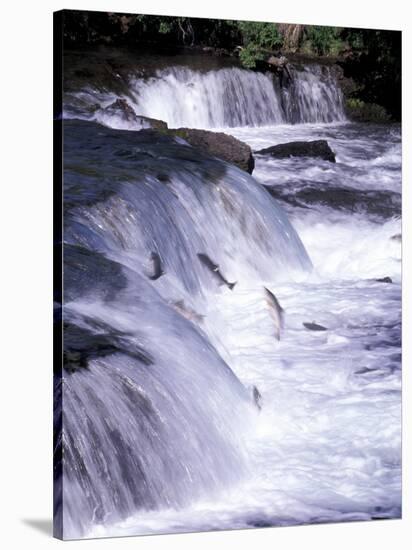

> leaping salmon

[
  {"left": 197, "top": 253, "right": 236, "bottom": 291},
  {"left": 148, "top": 252, "right": 164, "bottom": 281},
  {"left": 264, "top": 287, "right": 284, "bottom": 340}
]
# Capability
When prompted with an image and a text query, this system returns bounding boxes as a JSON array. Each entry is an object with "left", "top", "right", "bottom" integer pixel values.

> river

[{"left": 58, "top": 54, "right": 401, "bottom": 539}]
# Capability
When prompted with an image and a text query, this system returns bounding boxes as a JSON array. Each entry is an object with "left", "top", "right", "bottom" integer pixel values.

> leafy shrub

[
  {"left": 304, "top": 26, "right": 343, "bottom": 56},
  {"left": 238, "top": 21, "right": 283, "bottom": 50},
  {"left": 239, "top": 44, "right": 265, "bottom": 68},
  {"left": 237, "top": 21, "right": 282, "bottom": 67},
  {"left": 345, "top": 98, "right": 391, "bottom": 122}
]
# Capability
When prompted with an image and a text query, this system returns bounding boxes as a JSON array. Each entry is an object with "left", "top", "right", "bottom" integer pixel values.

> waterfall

[
  {"left": 64, "top": 64, "right": 346, "bottom": 129},
  {"left": 58, "top": 120, "right": 312, "bottom": 538},
  {"left": 58, "top": 266, "right": 254, "bottom": 538},
  {"left": 129, "top": 67, "right": 285, "bottom": 128},
  {"left": 281, "top": 65, "right": 346, "bottom": 123},
  {"left": 129, "top": 65, "right": 345, "bottom": 127}
]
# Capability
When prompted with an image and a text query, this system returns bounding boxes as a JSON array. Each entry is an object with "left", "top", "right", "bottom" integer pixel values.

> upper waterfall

[
  {"left": 130, "top": 65, "right": 345, "bottom": 128},
  {"left": 64, "top": 63, "right": 346, "bottom": 129}
]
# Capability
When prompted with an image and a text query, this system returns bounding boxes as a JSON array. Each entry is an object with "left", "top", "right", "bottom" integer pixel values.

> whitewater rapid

[
  {"left": 82, "top": 122, "right": 401, "bottom": 539},
  {"left": 60, "top": 58, "right": 401, "bottom": 539}
]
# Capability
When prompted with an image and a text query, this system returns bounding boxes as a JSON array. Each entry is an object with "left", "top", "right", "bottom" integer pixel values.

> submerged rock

[
  {"left": 303, "top": 322, "right": 328, "bottom": 331},
  {"left": 62, "top": 321, "right": 154, "bottom": 374},
  {"left": 168, "top": 128, "right": 255, "bottom": 174},
  {"left": 267, "top": 184, "right": 401, "bottom": 220},
  {"left": 256, "top": 140, "right": 336, "bottom": 162},
  {"left": 376, "top": 277, "right": 393, "bottom": 284}
]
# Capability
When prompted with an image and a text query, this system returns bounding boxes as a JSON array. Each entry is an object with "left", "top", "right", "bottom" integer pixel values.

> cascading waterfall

[
  {"left": 58, "top": 49, "right": 401, "bottom": 539},
  {"left": 59, "top": 265, "right": 254, "bottom": 538},
  {"left": 63, "top": 63, "right": 346, "bottom": 129},
  {"left": 129, "top": 65, "right": 346, "bottom": 127},
  {"left": 58, "top": 120, "right": 312, "bottom": 538},
  {"left": 129, "top": 67, "right": 285, "bottom": 127},
  {"left": 281, "top": 65, "right": 346, "bottom": 123}
]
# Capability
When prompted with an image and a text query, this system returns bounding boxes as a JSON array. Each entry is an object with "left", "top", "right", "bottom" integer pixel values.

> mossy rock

[{"left": 345, "top": 98, "right": 391, "bottom": 122}]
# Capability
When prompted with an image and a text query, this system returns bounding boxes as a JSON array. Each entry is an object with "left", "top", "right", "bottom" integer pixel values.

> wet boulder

[
  {"left": 267, "top": 54, "right": 289, "bottom": 68},
  {"left": 102, "top": 99, "right": 168, "bottom": 130},
  {"left": 104, "top": 98, "right": 137, "bottom": 121},
  {"left": 137, "top": 115, "right": 168, "bottom": 131},
  {"left": 256, "top": 140, "right": 336, "bottom": 163},
  {"left": 170, "top": 128, "right": 255, "bottom": 174}
]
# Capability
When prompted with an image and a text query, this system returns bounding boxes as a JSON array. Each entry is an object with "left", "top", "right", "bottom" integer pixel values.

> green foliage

[
  {"left": 239, "top": 44, "right": 265, "bottom": 68},
  {"left": 238, "top": 21, "right": 282, "bottom": 50},
  {"left": 158, "top": 21, "right": 173, "bottom": 34},
  {"left": 237, "top": 21, "right": 282, "bottom": 68},
  {"left": 304, "top": 26, "right": 343, "bottom": 56},
  {"left": 344, "top": 30, "right": 365, "bottom": 50},
  {"left": 345, "top": 98, "right": 391, "bottom": 122}
]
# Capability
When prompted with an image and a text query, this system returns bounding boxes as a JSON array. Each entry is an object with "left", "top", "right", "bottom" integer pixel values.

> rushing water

[
  {"left": 58, "top": 59, "right": 401, "bottom": 539},
  {"left": 64, "top": 63, "right": 346, "bottom": 128}
]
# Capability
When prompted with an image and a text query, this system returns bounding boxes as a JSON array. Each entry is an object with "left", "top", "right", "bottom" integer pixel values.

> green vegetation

[
  {"left": 239, "top": 45, "right": 265, "bottom": 69},
  {"left": 345, "top": 98, "right": 391, "bottom": 122},
  {"left": 237, "top": 21, "right": 283, "bottom": 68},
  {"left": 302, "top": 26, "right": 343, "bottom": 56},
  {"left": 238, "top": 21, "right": 283, "bottom": 49}
]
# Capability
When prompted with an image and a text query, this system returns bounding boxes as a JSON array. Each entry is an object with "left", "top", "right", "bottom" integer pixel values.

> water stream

[{"left": 58, "top": 58, "right": 401, "bottom": 539}]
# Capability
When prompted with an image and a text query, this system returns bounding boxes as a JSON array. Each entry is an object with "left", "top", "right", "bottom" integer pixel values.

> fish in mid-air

[
  {"left": 197, "top": 253, "right": 236, "bottom": 290},
  {"left": 264, "top": 287, "right": 284, "bottom": 340},
  {"left": 172, "top": 299, "right": 205, "bottom": 324},
  {"left": 252, "top": 385, "right": 262, "bottom": 411},
  {"left": 148, "top": 252, "right": 164, "bottom": 280}
]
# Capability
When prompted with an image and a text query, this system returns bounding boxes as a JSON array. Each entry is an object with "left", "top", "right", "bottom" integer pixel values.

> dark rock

[
  {"left": 214, "top": 48, "right": 230, "bottom": 57},
  {"left": 74, "top": 68, "right": 94, "bottom": 78},
  {"left": 267, "top": 54, "right": 289, "bottom": 68},
  {"left": 169, "top": 128, "right": 255, "bottom": 174},
  {"left": 256, "top": 140, "right": 336, "bottom": 163},
  {"left": 137, "top": 115, "right": 168, "bottom": 131},
  {"left": 105, "top": 98, "right": 137, "bottom": 121},
  {"left": 102, "top": 99, "right": 168, "bottom": 130},
  {"left": 267, "top": 184, "right": 401, "bottom": 220},
  {"left": 64, "top": 244, "right": 128, "bottom": 303},
  {"left": 62, "top": 321, "right": 154, "bottom": 374},
  {"left": 376, "top": 277, "right": 393, "bottom": 284},
  {"left": 303, "top": 322, "right": 328, "bottom": 331}
]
